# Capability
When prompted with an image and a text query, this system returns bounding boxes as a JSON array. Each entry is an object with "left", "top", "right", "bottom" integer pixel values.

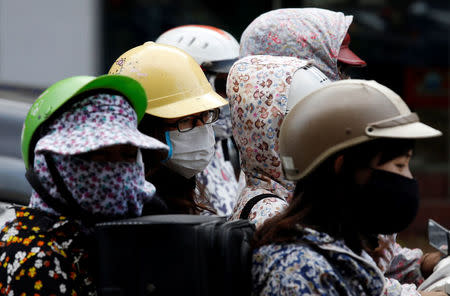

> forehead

[
  {"left": 370, "top": 148, "right": 413, "bottom": 166},
  {"left": 392, "top": 149, "right": 414, "bottom": 158}
]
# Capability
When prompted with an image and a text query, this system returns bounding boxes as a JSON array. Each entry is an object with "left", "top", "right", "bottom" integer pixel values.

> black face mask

[{"left": 344, "top": 169, "right": 419, "bottom": 235}]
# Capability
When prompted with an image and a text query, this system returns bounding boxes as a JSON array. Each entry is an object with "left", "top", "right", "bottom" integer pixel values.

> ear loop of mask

[{"left": 161, "top": 131, "right": 173, "bottom": 163}]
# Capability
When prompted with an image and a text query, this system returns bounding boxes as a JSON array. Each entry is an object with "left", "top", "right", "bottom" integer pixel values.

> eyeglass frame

[{"left": 164, "top": 108, "right": 221, "bottom": 133}]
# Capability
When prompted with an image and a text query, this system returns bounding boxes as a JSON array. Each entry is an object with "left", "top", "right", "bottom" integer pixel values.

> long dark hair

[
  {"left": 138, "top": 114, "right": 215, "bottom": 215},
  {"left": 253, "top": 138, "right": 414, "bottom": 253}
]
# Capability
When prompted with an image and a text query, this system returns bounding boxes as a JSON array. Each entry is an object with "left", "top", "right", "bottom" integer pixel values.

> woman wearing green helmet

[{"left": 0, "top": 75, "right": 168, "bottom": 295}]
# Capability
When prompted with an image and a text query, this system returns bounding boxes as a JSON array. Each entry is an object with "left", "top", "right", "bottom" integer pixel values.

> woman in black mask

[{"left": 252, "top": 80, "right": 444, "bottom": 296}]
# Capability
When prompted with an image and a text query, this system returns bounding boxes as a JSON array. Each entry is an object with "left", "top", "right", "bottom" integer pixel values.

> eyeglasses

[{"left": 166, "top": 109, "right": 220, "bottom": 132}]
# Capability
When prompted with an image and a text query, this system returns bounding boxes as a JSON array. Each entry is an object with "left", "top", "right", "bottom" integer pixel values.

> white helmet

[
  {"left": 156, "top": 25, "right": 240, "bottom": 73},
  {"left": 287, "top": 63, "right": 331, "bottom": 113}
]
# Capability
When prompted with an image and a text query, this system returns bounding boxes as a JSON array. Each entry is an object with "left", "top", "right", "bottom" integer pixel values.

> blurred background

[{"left": 0, "top": 0, "right": 448, "bottom": 250}]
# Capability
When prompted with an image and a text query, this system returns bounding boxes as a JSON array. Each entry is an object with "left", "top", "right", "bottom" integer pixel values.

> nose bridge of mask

[{"left": 164, "top": 125, "right": 215, "bottom": 159}]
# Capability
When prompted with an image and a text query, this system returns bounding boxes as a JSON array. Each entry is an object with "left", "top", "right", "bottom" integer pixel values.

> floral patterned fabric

[
  {"left": 35, "top": 94, "right": 168, "bottom": 156},
  {"left": 29, "top": 94, "right": 166, "bottom": 218},
  {"left": 29, "top": 153, "right": 156, "bottom": 218},
  {"left": 0, "top": 207, "right": 97, "bottom": 295},
  {"left": 383, "top": 279, "right": 420, "bottom": 296},
  {"left": 373, "top": 234, "right": 424, "bottom": 287},
  {"left": 360, "top": 235, "right": 424, "bottom": 296},
  {"left": 239, "top": 8, "right": 352, "bottom": 81},
  {"left": 226, "top": 55, "right": 309, "bottom": 227},
  {"left": 198, "top": 141, "right": 238, "bottom": 216},
  {"left": 361, "top": 249, "right": 421, "bottom": 296},
  {"left": 252, "top": 227, "right": 386, "bottom": 296},
  {"left": 380, "top": 235, "right": 423, "bottom": 296},
  {"left": 385, "top": 241, "right": 423, "bottom": 286}
]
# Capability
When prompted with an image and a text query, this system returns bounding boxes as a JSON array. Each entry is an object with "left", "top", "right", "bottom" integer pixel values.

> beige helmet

[
  {"left": 108, "top": 42, "right": 228, "bottom": 118},
  {"left": 280, "top": 79, "right": 442, "bottom": 180}
]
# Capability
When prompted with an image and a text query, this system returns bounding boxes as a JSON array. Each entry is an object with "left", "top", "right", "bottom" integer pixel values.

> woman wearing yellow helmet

[{"left": 109, "top": 42, "right": 228, "bottom": 214}]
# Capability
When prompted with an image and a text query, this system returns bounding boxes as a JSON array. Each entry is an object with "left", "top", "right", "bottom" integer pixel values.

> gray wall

[{"left": 0, "top": 0, "right": 101, "bottom": 88}]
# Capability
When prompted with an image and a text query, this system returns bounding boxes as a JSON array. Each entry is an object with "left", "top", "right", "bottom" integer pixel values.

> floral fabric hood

[
  {"left": 226, "top": 55, "right": 307, "bottom": 226},
  {"left": 240, "top": 8, "right": 352, "bottom": 81}
]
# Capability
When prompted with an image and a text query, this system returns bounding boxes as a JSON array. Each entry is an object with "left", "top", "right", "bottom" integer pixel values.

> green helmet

[{"left": 21, "top": 74, "right": 147, "bottom": 169}]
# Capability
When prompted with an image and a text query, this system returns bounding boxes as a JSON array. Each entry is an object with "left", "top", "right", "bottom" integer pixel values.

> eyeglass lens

[{"left": 177, "top": 109, "right": 219, "bottom": 132}]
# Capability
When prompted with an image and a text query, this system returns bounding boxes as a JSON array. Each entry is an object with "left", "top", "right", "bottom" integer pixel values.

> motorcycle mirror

[{"left": 428, "top": 219, "right": 449, "bottom": 256}]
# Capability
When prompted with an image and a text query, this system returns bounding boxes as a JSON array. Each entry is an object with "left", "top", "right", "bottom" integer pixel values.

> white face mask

[{"left": 162, "top": 124, "right": 215, "bottom": 179}]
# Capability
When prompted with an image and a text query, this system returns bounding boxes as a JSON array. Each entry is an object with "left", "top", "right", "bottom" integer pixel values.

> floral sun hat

[
  {"left": 29, "top": 93, "right": 168, "bottom": 219},
  {"left": 35, "top": 93, "right": 168, "bottom": 155},
  {"left": 239, "top": 8, "right": 353, "bottom": 81}
]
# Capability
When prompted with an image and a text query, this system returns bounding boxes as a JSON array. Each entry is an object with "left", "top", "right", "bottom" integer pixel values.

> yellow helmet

[{"left": 109, "top": 42, "right": 228, "bottom": 118}]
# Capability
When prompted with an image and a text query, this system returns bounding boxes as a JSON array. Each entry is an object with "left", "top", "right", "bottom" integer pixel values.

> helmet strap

[
  {"left": 25, "top": 153, "right": 97, "bottom": 225},
  {"left": 26, "top": 167, "right": 72, "bottom": 215}
]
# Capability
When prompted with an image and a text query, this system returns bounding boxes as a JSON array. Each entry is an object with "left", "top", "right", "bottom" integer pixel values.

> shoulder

[
  {"left": 384, "top": 278, "right": 420, "bottom": 296},
  {"left": 252, "top": 243, "right": 336, "bottom": 295},
  {"left": 249, "top": 197, "right": 288, "bottom": 228},
  {"left": 0, "top": 208, "right": 95, "bottom": 295},
  {"left": 254, "top": 242, "right": 332, "bottom": 273},
  {"left": 230, "top": 190, "right": 288, "bottom": 228},
  {"left": 0, "top": 207, "right": 80, "bottom": 250}
]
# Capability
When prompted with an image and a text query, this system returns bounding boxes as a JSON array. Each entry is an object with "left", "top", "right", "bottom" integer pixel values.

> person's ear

[{"left": 334, "top": 155, "right": 344, "bottom": 174}]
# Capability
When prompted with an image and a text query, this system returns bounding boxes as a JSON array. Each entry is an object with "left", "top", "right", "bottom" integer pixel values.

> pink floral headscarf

[
  {"left": 29, "top": 94, "right": 168, "bottom": 219},
  {"left": 226, "top": 55, "right": 307, "bottom": 227},
  {"left": 240, "top": 8, "right": 352, "bottom": 81},
  {"left": 29, "top": 153, "right": 155, "bottom": 218}
]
